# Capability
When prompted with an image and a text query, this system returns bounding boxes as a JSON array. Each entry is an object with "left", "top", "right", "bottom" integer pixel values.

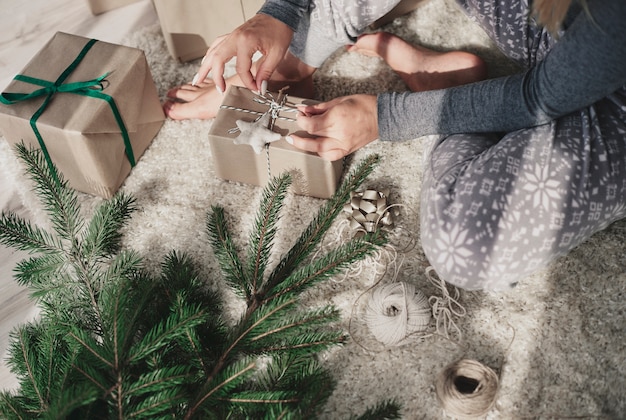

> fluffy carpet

[{"left": 1, "top": 0, "right": 625, "bottom": 417}]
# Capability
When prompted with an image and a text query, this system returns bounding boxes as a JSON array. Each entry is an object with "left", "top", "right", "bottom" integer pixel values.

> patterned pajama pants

[{"left": 290, "top": 0, "right": 626, "bottom": 290}]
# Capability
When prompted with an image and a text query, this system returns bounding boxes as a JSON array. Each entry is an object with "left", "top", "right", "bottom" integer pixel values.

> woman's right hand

[
  {"left": 288, "top": 94, "right": 380, "bottom": 161},
  {"left": 193, "top": 14, "right": 294, "bottom": 94}
]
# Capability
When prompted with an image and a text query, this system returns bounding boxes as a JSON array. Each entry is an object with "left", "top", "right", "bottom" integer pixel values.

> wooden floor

[{"left": 0, "top": 0, "right": 159, "bottom": 391}]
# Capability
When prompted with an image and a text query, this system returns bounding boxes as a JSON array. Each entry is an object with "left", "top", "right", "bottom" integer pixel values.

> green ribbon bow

[{"left": 0, "top": 38, "right": 135, "bottom": 184}]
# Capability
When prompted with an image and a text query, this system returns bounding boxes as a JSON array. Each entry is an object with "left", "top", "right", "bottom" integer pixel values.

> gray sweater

[{"left": 259, "top": 0, "right": 626, "bottom": 141}]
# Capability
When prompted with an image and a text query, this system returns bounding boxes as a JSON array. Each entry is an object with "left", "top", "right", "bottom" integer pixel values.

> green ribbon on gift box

[{"left": 0, "top": 38, "right": 135, "bottom": 185}]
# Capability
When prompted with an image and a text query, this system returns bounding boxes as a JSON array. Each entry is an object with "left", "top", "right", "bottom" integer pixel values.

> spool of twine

[
  {"left": 435, "top": 359, "right": 499, "bottom": 419},
  {"left": 364, "top": 281, "right": 431, "bottom": 346}
]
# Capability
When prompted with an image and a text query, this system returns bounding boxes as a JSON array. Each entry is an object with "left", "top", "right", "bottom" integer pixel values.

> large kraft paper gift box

[
  {"left": 0, "top": 31, "right": 165, "bottom": 198},
  {"left": 87, "top": 0, "right": 142, "bottom": 15},
  {"left": 208, "top": 86, "right": 343, "bottom": 199},
  {"left": 153, "top": 0, "right": 265, "bottom": 62}
]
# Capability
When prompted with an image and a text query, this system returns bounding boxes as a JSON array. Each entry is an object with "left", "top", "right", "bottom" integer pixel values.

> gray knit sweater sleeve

[
  {"left": 257, "top": 0, "right": 310, "bottom": 31},
  {"left": 377, "top": 0, "right": 626, "bottom": 141}
]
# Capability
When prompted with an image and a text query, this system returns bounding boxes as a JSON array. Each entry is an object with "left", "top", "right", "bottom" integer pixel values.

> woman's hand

[
  {"left": 288, "top": 94, "right": 379, "bottom": 161},
  {"left": 194, "top": 14, "right": 294, "bottom": 94}
]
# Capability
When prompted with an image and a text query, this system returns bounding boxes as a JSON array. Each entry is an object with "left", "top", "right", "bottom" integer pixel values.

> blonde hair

[{"left": 532, "top": 0, "right": 573, "bottom": 34}]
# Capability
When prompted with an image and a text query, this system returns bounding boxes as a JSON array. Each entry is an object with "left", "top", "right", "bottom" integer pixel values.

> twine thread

[
  {"left": 435, "top": 359, "right": 499, "bottom": 419},
  {"left": 364, "top": 281, "right": 431, "bottom": 346},
  {"left": 426, "top": 266, "right": 466, "bottom": 340},
  {"left": 222, "top": 87, "right": 299, "bottom": 135}
]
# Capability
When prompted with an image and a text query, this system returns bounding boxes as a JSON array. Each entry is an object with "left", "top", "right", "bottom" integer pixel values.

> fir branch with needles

[
  {"left": 264, "top": 154, "right": 383, "bottom": 293},
  {"left": 0, "top": 144, "right": 401, "bottom": 419}
]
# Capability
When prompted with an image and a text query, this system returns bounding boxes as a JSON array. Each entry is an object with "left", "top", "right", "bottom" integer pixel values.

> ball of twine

[
  {"left": 364, "top": 281, "right": 431, "bottom": 346},
  {"left": 435, "top": 359, "right": 499, "bottom": 419}
]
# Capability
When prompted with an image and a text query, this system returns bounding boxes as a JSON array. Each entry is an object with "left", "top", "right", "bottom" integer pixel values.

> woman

[{"left": 165, "top": 0, "right": 626, "bottom": 290}]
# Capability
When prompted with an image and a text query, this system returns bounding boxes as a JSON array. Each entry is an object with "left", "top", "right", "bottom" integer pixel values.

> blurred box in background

[{"left": 153, "top": 0, "right": 264, "bottom": 63}]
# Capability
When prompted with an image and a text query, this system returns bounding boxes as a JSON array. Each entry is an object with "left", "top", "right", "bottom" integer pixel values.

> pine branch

[
  {"left": 123, "top": 367, "right": 192, "bottom": 418},
  {"left": 97, "top": 262, "right": 147, "bottom": 368},
  {"left": 45, "top": 386, "right": 99, "bottom": 420},
  {"left": 126, "top": 388, "right": 186, "bottom": 419},
  {"left": 247, "top": 305, "right": 345, "bottom": 358},
  {"left": 263, "top": 154, "right": 381, "bottom": 293},
  {"left": 36, "top": 281, "right": 100, "bottom": 333},
  {"left": 186, "top": 358, "right": 258, "bottom": 419},
  {"left": 4, "top": 322, "right": 89, "bottom": 418},
  {"left": 14, "top": 143, "right": 83, "bottom": 245},
  {"left": 264, "top": 231, "right": 386, "bottom": 303},
  {"left": 244, "top": 173, "right": 292, "bottom": 303},
  {"left": 39, "top": 325, "right": 77, "bottom": 403},
  {"left": 66, "top": 326, "right": 114, "bottom": 370},
  {"left": 125, "top": 366, "right": 191, "bottom": 398},
  {"left": 0, "top": 213, "right": 63, "bottom": 254},
  {"left": 257, "top": 331, "right": 347, "bottom": 355},
  {"left": 128, "top": 304, "right": 209, "bottom": 363},
  {"left": 202, "top": 156, "right": 383, "bottom": 380},
  {"left": 158, "top": 251, "right": 224, "bottom": 319},
  {"left": 101, "top": 250, "right": 144, "bottom": 291},
  {"left": 206, "top": 205, "right": 249, "bottom": 299},
  {"left": 254, "top": 355, "right": 338, "bottom": 419},
  {"left": 220, "top": 390, "right": 299, "bottom": 405},
  {"left": 254, "top": 352, "right": 334, "bottom": 390},
  {"left": 7, "top": 147, "right": 140, "bottom": 335},
  {"left": 187, "top": 297, "right": 303, "bottom": 416},
  {"left": 10, "top": 325, "right": 48, "bottom": 412},
  {"left": 250, "top": 305, "right": 341, "bottom": 345},
  {"left": 13, "top": 254, "right": 66, "bottom": 290},
  {"left": 71, "top": 362, "right": 110, "bottom": 395},
  {"left": 0, "top": 391, "right": 28, "bottom": 420},
  {"left": 212, "top": 297, "right": 298, "bottom": 373},
  {"left": 156, "top": 251, "right": 228, "bottom": 375},
  {"left": 64, "top": 254, "right": 107, "bottom": 332},
  {"left": 81, "top": 193, "right": 136, "bottom": 261},
  {"left": 352, "top": 399, "right": 402, "bottom": 420}
]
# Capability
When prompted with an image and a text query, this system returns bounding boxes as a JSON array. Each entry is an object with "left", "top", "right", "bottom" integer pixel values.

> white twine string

[
  {"left": 222, "top": 89, "right": 299, "bottom": 136},
  {"left": 364, "top": 281, "right": 431, "bottom": 346},
  {"left": 426, "top": 266, "right": 466, "bottom": 340},
  {"left": 362, "top": 264, "right": 467, "bottom": 346}
]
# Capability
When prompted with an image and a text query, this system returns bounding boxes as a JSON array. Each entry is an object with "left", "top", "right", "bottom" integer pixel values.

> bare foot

[
  {"left": 347, "top": 32, "right": 487, "bottom": 91},
  {"left": 164, "top": 53, "right": 317, "bottom": 120},
  {"left": 164, "top": 79, "right": 224, "bottom": 120}
]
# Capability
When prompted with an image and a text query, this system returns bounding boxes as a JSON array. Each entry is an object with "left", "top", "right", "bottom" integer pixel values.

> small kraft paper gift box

[
  {"left": 153, "top": 0, "right": 265, "bottom": 62},
  {"left": 0, "top": 32, "right": 165, "bottom": 199},
  {"left": 87, "top": 0, "right": 142, "bottom": 15},
  {"left": 208, "top": 86, "right": 343, "bottom": 199}
]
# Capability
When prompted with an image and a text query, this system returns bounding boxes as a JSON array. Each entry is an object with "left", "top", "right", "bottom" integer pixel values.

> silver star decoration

[{"left": 233, "top": 113, "right": 281, "bottom": 154}]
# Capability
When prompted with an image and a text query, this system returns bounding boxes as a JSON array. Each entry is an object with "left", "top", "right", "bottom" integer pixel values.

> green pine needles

[{"left": 0, "top": 144, "right": 401, "bottom": 419}]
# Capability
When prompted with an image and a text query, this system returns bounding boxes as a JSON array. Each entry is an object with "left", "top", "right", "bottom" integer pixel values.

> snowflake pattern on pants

[{"left": 420, "top": 0, "right": 626, "bottom": 290}]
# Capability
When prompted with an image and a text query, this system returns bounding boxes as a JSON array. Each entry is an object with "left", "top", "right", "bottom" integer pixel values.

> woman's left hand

[{"left": 287, "top": 94, "right": 379, "bottom": 161}]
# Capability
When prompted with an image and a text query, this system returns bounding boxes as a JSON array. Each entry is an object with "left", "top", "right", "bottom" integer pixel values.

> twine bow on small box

[{"left": 221, "top": 87, "right": 299, "bottom": 154}]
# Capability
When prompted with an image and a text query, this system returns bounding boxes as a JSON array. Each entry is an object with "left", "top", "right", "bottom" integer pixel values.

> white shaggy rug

[{"left": 1, "top": 0, "right": 625, "bottom": 418}]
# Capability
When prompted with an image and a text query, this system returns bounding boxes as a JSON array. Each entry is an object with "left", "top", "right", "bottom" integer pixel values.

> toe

[
  {"left": 163, "top": 100, "right": 216, "bottom": 120},
  {"left": 166, "top": 86, "right": 200, "bottom": 102}
]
